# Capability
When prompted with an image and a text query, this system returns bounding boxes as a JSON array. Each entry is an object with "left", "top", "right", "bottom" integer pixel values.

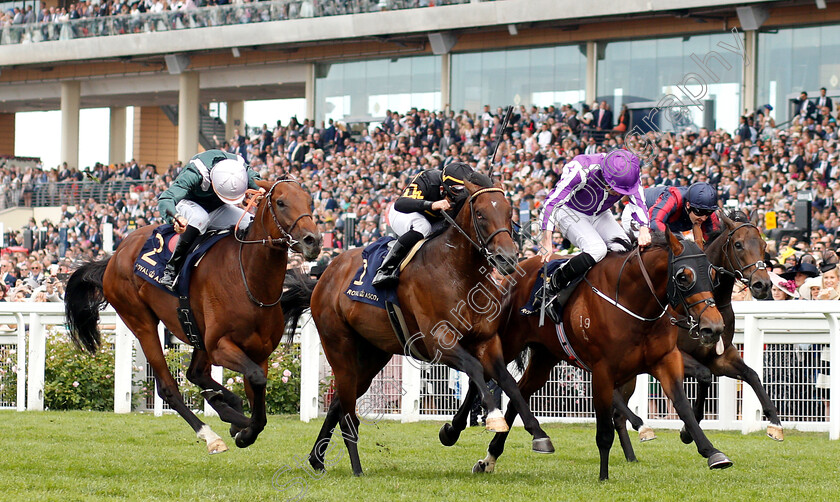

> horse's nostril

[{"left": 303, "top": 234, "right": 316, "bottom": 247}]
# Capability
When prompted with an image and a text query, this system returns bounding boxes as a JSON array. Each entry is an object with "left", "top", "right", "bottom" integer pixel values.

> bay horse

[
  {"left": 64, "top": 178, "right": 321, "bottom": 454},
  {"left": 613, "top": 210, "right": 775, "bottom": 457},
  {"left": 442, "top": 229, "right": 731, "bottom": 480},
  {"left": 304, "top": 176, "right": 553, "bottom": 477}
]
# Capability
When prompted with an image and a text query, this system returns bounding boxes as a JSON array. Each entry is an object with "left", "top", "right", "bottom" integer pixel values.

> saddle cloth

[
  {"left": 344, "top": 236, "right": 427, "bottom": 309},
  {"left": 133, "top": 224, "right": 231, "bottom": 297}
]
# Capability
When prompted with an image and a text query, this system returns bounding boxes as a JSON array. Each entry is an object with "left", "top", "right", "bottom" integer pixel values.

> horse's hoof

[
  {"left": 767, "top": 424, "right": 784, "bottom": 441},
  {"left": 207, "top": 438, "right": 228, "bottom": 455},
  {"left": 439, "top": 423, "right": 460, "bottom": 447},
  {"left": 679, "top": 426, "right": 694, "bottom": 445},
  {"left": 234, "top": 430, "right": 255, "bottom": 449},
  {"left": 230, "top": 424, "right": 243, "bottom": 438},
  {"left": 708, "top": 452, "right": 733, "bottom": 470},
  {"left": 532, "top": 437, "right": 555, "bottom": 454},
  {"left": 638, "top": 425, "right": 657, "bottom": 442},
  {"left": 485, "top": 416, "right": 509, "bottom": 433},
  {"left": 309, "top": 457, "right": 325, "bottom": 473},
  {"left": 472, "top": 458, "right": 495, "bottom": 474}
]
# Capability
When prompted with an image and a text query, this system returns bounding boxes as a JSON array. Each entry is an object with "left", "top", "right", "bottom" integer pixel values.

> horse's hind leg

[
  {"left": 123, "top": 308, "right": 228, "bottom": 454},
  {"left": 652, "top": 350, "right": 732, "bottom": 470},
  {"left": 210, "top": 337, "right": 268, "bottom": 448},
  {"left": 309, "top": 398, "right": 343, "bottom": 472},
  {"left": 476, "top": 347, "right": 557, "bottom": 474},
  {"left": 678, "top": 352, "right": 713, "bottom": 444},
  {"left": 439, "top": 381, "right": 477, "bottom": 447},
  {"left": 185, "top": 347, "right": 249, "bottom": 434},
  {"left": 613, "top": 404, "right": 636, "bottom": 462}
]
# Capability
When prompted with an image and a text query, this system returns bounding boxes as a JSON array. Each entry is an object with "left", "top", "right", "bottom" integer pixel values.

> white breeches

[
  {"left": 555, "top": 208, "right": 629, "bottom": 262},
  {"left": 176, "top": 199, "right": 253, "bottom": 234},
  {"left": 388, "top": 205, "right": 432, "bottom": 237}
]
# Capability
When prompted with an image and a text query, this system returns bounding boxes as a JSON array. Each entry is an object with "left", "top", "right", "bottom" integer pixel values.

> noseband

[
  {"left": 714, "top": 222, "right": 767, "bottom": 287},
  {"left": 439, "top": 187, "right": 512, "bottom": 259}
]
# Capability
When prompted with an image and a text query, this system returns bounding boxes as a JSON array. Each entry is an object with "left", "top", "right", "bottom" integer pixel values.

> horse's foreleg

[
  {"left": 476, "top": 347, "right": 557, "bottom": 474},
  {"left": 708, "top": 346, "right": 784, "bottom": 441},
  {"left": 439, "top": 381, "right": 477, "bottom": 447},
  {"left": 185, "top": 347, "right": 249, "bottom": 434},
  {"left": 210, "top": 337, "right": 267, "bottom": 448},
  {"left": 435, "top": 343, "right": 505, "bottom": 433},
  {"left": 679, "top": 351, "right": 713, "bottom": 444},
  {"left": 132, "top": 318, "right": 227, "bottom": 454},
  {"left": 592, "top": 368, "right": 617, "bottom": 481},
  {"left": 652, "top": 349, "right": 732, "bottom": 470}
]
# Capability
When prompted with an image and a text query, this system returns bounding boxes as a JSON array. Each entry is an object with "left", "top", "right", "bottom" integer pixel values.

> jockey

[
  {"left": 647, "top": 182, "right": 720, "bottom": 241},
  {"left": 372, "top": 161, "right": 473, "bottom": 286},
  {"left": 536, "top": 150, "right": 651, "bottom": 322},
  {"left": 157, "top": 149, "right": 262, "bottom": 290}
]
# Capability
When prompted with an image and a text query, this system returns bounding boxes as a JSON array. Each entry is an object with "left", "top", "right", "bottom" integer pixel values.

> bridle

[
  {"left": 439, "top": 187, "right": 513, "bottom": 259},
  {"left": 235, "top": 178, "right": 314, "bottom": 308},
  {"left": 714, "top": 222, "right": 767, "bottom": 288},
  {"left": 586, "top": 243, "right": 717, "bottom": 339},
  {"left": 235, "top": 178, "right": 313, "bottom": 250}
]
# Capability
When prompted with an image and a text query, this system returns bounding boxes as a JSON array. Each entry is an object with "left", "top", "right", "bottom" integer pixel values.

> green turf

[{"left": 0, "top": 411, "right": 837, "bottom": 501}]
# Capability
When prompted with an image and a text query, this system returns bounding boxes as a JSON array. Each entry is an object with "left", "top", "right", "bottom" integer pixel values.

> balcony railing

[{"left": 0, "top": 0, "right": 487, "bottom": 46}]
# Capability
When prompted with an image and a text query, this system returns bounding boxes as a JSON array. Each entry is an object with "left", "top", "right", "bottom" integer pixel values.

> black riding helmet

[
  {"left": 686, "top": 182, "right": 717, "bottom": 211},
  {"left": 441, "top": 162, "right": 473, "bottom": 200}
]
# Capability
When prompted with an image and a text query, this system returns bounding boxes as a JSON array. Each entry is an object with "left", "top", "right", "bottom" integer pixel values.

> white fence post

[
  {"left": 27, "top": 313, "right": 45, "bottom": 411},
  {"left": 204, "top": 366, "right": 224, "bottom": 417},
  {"left": 401, "top": 357, "right": 421, "bottom": 423},
  {"left": 298, "top": 312, "right": 320, "bottom": 422},
  {"left": 153, "top": 323, "right": 165, "bottom": 417},
  {"left": 740, "top": 313, "right": 762, "bottom": 434},
  {"left": 113, "top": 316, "right": 133, "bottom": 414},
  {"left": 826, "top": 313, "right": 839, "bottom": 440},
  {"left": 717, "top": 373, "right": 738, "bottom": 429},
  {"left": 15, "top": 313, "right": 26, "bottom": 412}
]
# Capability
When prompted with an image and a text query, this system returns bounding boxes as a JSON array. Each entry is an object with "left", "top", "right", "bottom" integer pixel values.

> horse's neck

[
  {"left": 419, "top": 219, "right": 485, "bottom": 287},
  {"left": 241, "top": 209, "right": 289, "bottom": 296},
  {"left": 633, "top": 247, "right": 670, "bottom": 306}
]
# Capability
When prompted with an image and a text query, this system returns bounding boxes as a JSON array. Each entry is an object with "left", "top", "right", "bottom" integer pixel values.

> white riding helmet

[{"left": 210, "top": 158, "right": 249, "bottom": 205}]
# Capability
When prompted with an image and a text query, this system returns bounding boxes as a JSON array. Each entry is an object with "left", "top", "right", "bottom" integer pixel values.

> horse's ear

[
  {"left": 665, "top": 227, "right": 684, "bottom": 254},
  {"left": 750, "top": 209, "right": 761, "bottom": 226},
  {"left": 463, "top": 179, "right": 480, "bottom": 193},
  {"left": 494, "top": 180, "right": 504, "bottom": 190},
  {"left": 718, "top": 209, "right": 736, "bottom": 230},
  {"left": 256, "top": 179, "right": 272, "bottom": 191}
]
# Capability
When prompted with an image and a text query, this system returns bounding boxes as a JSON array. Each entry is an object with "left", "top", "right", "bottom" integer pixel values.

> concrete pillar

[
  {"left": 60, "top": 81, "right": 81, "bottom": 169},
  {"left": 441, "top": 53, "right": 452, "bottom": 111},
  {"left": 305, "top": 63, "right": 316, "bottom": 121},
  {"left": 109, "top": 106, "right": 127, "bottom": 165},
  {"left": 0, "top": 113, "right": 15, "bottom": 156},
  {"left": 743, "top": 30, "right": 758, "bottom": 115},
  {"left": 225, "top": 100, "right": 245, "bottom": 141},
  {"left": 177, "top": 71, "right": 200, "bottom": 163},
  {"left": 133, "top": 106, "right": 178, "bottom": 171},
  {"left": 585, "top": 41, "right": 598, "bottom": 105}
]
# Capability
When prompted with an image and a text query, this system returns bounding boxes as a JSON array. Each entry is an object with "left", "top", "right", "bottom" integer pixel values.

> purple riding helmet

[{"left": 602, "top": 150, "right": 641, "bottom": 195}]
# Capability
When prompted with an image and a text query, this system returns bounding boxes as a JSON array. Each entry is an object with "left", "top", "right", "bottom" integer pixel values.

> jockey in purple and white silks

[{"left": 535, "top": 150, "right": 651, "bottom": 322}]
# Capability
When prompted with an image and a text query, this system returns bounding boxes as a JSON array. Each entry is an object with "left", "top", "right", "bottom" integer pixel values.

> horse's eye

[
  {"left": 476, "top": 211, "right": 485, "bottom": 220},
  {"left": 276, "top": 199, "right": 285, "bottom": 208},
  {"left": 734, "top": 242, "right": 743, "bottom": 250}
]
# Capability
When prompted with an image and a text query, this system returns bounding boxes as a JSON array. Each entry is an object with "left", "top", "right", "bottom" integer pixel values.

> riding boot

[
  {"left": 372, "top": 230, "right": 423, "bottom": 286},
  {"left": 541, "top": 252, "right": 597, "bottom": 324},
  {"left": 160, "top": 225, "right": 200, "bottom": 291}
]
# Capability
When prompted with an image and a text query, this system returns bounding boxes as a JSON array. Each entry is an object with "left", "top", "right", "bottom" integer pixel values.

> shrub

[{"left": 45, "top": 330, "right": 116, "bottom": 411}]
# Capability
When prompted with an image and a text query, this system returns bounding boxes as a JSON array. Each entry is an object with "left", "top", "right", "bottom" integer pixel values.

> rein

[
  {"left": 234, "top": 178, "right": 314, "bottom": 308},
  {"left": 586, "top": 248, "right": 668, "bottom": 323},
  {"left": 438, "top": 187, "right": 512, "bottom": 258}
]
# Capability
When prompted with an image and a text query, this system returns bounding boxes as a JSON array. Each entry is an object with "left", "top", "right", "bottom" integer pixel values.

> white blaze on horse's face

[{"left": 491, "top": 201, "right": 498, "bottom": 208}]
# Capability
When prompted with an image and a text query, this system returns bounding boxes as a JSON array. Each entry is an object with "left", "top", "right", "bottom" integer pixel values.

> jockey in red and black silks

[{"left": 647, "top": 183, "right": 721, "bottom": 242}]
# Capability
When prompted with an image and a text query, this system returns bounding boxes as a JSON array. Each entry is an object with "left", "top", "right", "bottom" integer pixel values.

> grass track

[{"left": 0, "top": 411, "right": 838, "bottom": 501}]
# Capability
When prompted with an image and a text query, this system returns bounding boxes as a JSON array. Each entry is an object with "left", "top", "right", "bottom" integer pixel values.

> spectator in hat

[
  {"left": 769, "top": 271, "right": 799, "bottom": 300},
  {"left": 781, "top": 260, "right": 820, "bottom": 288}
]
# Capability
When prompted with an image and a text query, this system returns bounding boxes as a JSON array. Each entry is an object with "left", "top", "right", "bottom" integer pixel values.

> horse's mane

[
  {"left": 705, "top": 210, "right": 750, "bottom": 245},
  {"left": 608, "top": 231, "right": 671, "bottom": 256}
]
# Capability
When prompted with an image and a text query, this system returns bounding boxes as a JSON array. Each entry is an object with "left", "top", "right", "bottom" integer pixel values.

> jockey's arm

[
  {"left": 246, "top": 166, "right": 262, "bottom": 190},
  {"left": 629, "top": 189, "right": 652, "bottom": 247},
  {"left": 647, "top": 189, "right": 675, "bottom": 233},
  {"left": 540, "top": 164, "right": 586, "bottom": 232},
  {"left": 157, "top": 169, "right": 201, "bottom": 224},
  {"left": 393, "top": 173, "right": 436, "bottom": 214}
]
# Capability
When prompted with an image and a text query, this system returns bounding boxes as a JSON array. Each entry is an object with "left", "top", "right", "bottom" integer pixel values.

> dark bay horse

[
  {"left": 64, "top": 178, "right": 321, "bottom": 454},
  {"left": 304, "top": 178, "right": 553, "bottom": 476},
  {"left": 614, "top": 210, "right": 776, "bottom": 455},
  {"left": 442, "top": 230, "right": 730, "bottom": 480}
]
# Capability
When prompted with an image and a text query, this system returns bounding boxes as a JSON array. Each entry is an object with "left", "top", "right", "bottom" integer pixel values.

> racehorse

[
  {"left": 64, "top": 178, "right": 321, "bottom": 454},
  {"left": 613, "top": 210, "right": 776, "bottom": 456},
  {"left": 441, "top": 229, "right": 731, "bottom": 480},
  {"left": 303, "top": 176, "right": 554, "bottom": 477}
]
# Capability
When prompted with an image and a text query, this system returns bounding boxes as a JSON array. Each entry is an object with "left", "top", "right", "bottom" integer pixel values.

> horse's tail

[
  {"left": 281, "top": 268, "right": 317, "bottom": 344},
  {"left": 514, "top": 345, "right": 531, "bottom": 374},
  {"left": 64, "top": 257, "right": 111, "bottom": 355}
]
